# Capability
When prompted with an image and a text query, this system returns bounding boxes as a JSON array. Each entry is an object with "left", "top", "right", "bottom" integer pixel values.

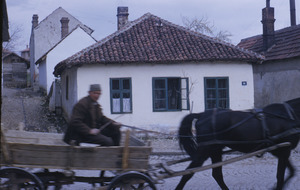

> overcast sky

[{"left": 6, "top": 0, "right": 299, "bottom": 51}]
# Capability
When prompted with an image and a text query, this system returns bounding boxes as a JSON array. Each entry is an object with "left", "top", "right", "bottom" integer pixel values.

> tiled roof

[
  {"left": 54, "top": 13, "right": 262, "bottom": 76},
  {"left": 238, "top": 24, "right": 300, "bottom": 61}
]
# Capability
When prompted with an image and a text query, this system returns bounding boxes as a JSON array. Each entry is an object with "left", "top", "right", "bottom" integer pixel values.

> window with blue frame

[
  {"left": 153, "top": 77, "right": 189, "bottom": 111},
  {"left": 110, "top": 78, "right": 132, "bottom": 114},
  {"left": 204, "top": 77, "right": 229, "bottom": 110}
]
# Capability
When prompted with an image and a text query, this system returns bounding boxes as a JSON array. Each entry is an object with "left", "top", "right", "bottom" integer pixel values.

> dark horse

[{"left": 176, "top": 98, "right": 300, "bottom": 190}]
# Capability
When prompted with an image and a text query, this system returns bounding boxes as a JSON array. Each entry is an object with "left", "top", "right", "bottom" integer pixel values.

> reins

[
  {"left": 196, "top": 114, "right": 255, "bottom": 138},
  {"left": 120, "top": 123, "right": 300, "bottom": 149},
  {"left": 193, "top": 127, "right": 300, "bottom": 147},
  {"left": 119, "top": 105, "right": 300, "bottom": 146}
]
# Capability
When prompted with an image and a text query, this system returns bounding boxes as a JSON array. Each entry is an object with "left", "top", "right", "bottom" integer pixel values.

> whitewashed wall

[
  {"left": 31, "top": 7, "right": 93, "bottom": 85},
  {"left": 62, "top": 61, "right": 254, "bottom": 131},
  {"left": 61, "top": 67, "right": 78, "bottom": 120},
  {"left": 39, "top": 27, "right": 96, "bottom": 94},
  {"left": 38, "top": 59, "right": 47, "bottom": 91},
  {"left": 33, "top": 8, "right": 91, "bottom": 62}
]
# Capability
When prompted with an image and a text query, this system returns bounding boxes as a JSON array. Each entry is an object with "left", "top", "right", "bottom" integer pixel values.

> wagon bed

[
  {"left": 1, "top": 129, "right": 151, "bottom": 171},
  {"left": 0, "top": 129, "right": 155, "bottom": 189}
]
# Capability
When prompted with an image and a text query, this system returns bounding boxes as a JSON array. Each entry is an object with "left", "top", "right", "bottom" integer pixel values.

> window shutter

[{"left": 181, "top": 78, "right": 190, "bottom": 110}]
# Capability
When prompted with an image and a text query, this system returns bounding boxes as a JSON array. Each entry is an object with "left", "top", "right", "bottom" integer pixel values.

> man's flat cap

[{"left": 89, "top": 84, "right": 101, "bottom": 91}]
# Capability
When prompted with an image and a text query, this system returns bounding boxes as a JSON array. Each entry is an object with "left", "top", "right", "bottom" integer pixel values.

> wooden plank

[
  {"left": 4, "top": 130, "right": 65, "bottom": 145},
  {"left": 4, "top": 131, "right": 59, "bottom": 147},
  {"left": 4, "top": 130, "right": 147, "bottom": 146},
  {"left": 5, "top": 136, "right": 65, "bottom": 145},
  {"left": 5, "top": 158, "right": 150, "bottom": 171},
  {"left": 4, "top": 130, "right": 63, "bottom": 138},
  {"left": 8, "top": 144, "right": 151, "bottom": 160},
  {"left": 122, "top": 130, "right": 130, "bottom": 169},
  {"left": 2, "top": 130, "right": 152, "bottom": 171},
  {"left": 0, "top": 128, "right": 11, "bottom": 164},
  {"left": 4, "top": 143, "right": 152, "bottom": 171}
]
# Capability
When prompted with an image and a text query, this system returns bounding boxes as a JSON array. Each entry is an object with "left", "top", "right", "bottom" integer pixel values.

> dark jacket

[{"left": 63, "top": 96, "right": 113, "bottom": 144}]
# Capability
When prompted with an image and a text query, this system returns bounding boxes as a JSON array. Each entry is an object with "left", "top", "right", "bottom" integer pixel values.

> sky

[{"left": 6, "top": 0, "right": 300, "bottom": 51}]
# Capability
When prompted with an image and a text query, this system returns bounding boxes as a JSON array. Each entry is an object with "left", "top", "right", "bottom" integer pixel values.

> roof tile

[
  {"left": 238, "top": 24, "right": 300, "bottom": 61},
  {"left": 54, "top": 13, "right": 262, "bottom": 76}
]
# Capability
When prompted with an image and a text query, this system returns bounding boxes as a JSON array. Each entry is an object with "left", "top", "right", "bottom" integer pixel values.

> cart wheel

[
  {"left": 0, "top": 167, "right": 45, "bottom": 190},
  {"left": 107, "top": 171, "right": 156, "bottom": 190}
]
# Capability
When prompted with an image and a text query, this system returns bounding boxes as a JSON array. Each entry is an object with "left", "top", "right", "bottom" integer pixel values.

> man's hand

[{"left": 89, "top": 128, "right": 100, "bottom": 135}]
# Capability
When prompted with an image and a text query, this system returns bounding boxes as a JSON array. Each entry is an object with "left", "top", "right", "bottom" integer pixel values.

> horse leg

[
  {"left": 274, "top": 150, "right": 291, "bottom": 190},
  {"left": 284, "top": 159, "right": 295, "bottom": 184},
  {"left": 175, "top": 159, "right": 205, "bottom": 190},
  {"left": 211, "top": 152, "right": 229, "bottom": 190}
]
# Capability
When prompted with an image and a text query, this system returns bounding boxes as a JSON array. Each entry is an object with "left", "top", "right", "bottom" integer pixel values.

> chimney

[
  {"left": 290, "top": 0, "right": 296, "bottom": 26},
  {"left": 60, "top": 17, "right": 69, "bottom": 39},
  {"left": 117, "top": 7, "right": 129, "bottom": 30},
  {"left": 261, "top": 0, "right": 275, "bottom": 51},
  {"left": 32, "top": 14, "right": 38, "bottom": 29}
]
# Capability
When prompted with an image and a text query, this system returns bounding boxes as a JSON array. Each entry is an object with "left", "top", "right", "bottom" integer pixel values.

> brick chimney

[
  {"left": 60, "top": 17, "right": 69, "bottom": 39},
  {"left": 117, "top": 7, "right": 129, "bottom": 30},
  {"left": 290, "top": 0, "right": 296, "bottom": 26},
  {"left": 261, "top": 0, "right": 275, "bottom": 51},
  {"left": 32, "top": 14, "right": 38, "bottom": 29}
]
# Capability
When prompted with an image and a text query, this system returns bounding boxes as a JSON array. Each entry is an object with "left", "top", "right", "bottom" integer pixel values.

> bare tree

[
  {"left": 214, "top": 30, "right": 232, "bottom": 42},
  {"left": 182, "top": 16, "right": 232, "bottom": 43},
  {"left": 2, "top": 22, "right": 25, "bottom": 51}
]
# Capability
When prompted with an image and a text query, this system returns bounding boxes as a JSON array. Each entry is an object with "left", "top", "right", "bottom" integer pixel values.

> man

[{"left": 64, "top": 84, "right": 121, "bottom": 146}]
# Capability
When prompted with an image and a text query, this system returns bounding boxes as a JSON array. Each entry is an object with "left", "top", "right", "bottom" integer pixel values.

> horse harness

[
  {"left": 252, "top": 108, "right": 270, "bottom": 140},
  {"left": 205, "top": 105, "right": 298, "bottom": 146}
]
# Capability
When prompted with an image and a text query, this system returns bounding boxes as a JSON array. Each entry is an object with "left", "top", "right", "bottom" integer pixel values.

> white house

[
  {"left": 29, "top": 7, "right": 94, "bottom": 88},
  {"left": 36, "top": 26, "right": 97, "bottom": 95},
  {"left": 54, "top": 8, "right": 262, "bottom": 131}
]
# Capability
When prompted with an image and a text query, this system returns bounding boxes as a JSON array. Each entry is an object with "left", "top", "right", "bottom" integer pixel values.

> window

[
  {"left": 204, "top": 77, "right": 229, "bottom": 109},
  {"left": 110, "top": 78, "right": 132, "bottom": 114},
  {"left": 153, "top": 77, "right": 189, "bottom": 111}
]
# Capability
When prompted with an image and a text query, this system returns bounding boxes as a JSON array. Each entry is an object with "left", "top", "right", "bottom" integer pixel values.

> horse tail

[{"left": 178, "top": 113, "right": 202, "bottom": 159}]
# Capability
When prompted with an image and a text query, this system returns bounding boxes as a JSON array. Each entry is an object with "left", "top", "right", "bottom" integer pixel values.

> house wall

[
  {"left": 29, "top": 31, "right": 36, "bottom": 86},
  {"left": 30, "top": 7, "right": 93, "bottom": 85},
  {"left": 40, "top": 27, "right": 96, "bottom": 95},
  {"left": 61, "top": 67, "right": 78, "bottom": 120},
  {"left": 49, "top": 79, "right": 62, "bottom": 113},
  {"left": 3, "top": 55, "right": 28, "bottom": 88},
  {"left": 3, "top": 63, "right": 13, "bottom": 84},
  {"left": 61, "top": 61, "right": 254, "bottom": 131},
  {"left": 34, "top": 9, "right": 89, "bottom": 63},
  {"left": 39, "top": 59, "right": 47, "bottom": 92},
  {"left": 253, "top": 58, "right": 300, "bottom": 107}
]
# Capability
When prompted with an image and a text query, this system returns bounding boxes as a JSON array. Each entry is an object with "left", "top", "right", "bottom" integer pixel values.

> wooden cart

[
  {"left": 0, "top": 129, "right": 153, "bottom": 189},
  {"left": 0, "top": 129, "right": 292, "bottom": 190}
]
